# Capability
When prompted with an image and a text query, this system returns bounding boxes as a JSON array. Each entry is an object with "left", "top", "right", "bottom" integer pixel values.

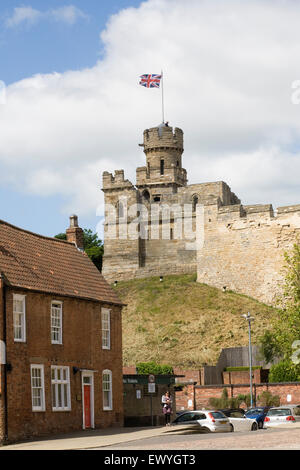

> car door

[{"left": 228, "top": 410, "right": 251, "bottom": 431}]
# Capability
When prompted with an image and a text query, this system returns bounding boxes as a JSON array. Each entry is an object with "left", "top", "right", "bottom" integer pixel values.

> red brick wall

[
  {"left": 223, "top": 369, "right": 265, "bottom": 385},
  {"left": 3, "top": 288, "right": 123, "bottom": 444},
  {"left": 173, "top": 368, "right": 201, "bottom": 384},
  {"left": 175, "top": 383, "right": 300, "bottom": 410}
]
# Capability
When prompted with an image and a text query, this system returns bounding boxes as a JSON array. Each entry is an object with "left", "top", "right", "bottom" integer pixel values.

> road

[{"left": 91, "top": 426, "right": 300, "bottom": 451}]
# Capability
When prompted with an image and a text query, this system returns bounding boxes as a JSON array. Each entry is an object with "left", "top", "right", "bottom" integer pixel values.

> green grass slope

[{"left": 114, "top": 273, "right": 278, "bottom": 369}]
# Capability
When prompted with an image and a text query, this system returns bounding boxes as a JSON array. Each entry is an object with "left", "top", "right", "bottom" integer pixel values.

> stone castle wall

[
  {"left": 197, "top": 203, "right": 300, "bottom": 304},
  {"left": 102, "top": 124, "right": 300, "bottom": 305}
]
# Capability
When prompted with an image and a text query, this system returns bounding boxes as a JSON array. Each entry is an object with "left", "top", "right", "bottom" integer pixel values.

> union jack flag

[{"left": 139, "top": 74, "right": 162, "bottom": 88}]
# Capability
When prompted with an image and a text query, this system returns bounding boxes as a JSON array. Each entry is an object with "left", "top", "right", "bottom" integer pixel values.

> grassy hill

[{"left": 113, "top": 273, "right": 278, "bottom": 369}]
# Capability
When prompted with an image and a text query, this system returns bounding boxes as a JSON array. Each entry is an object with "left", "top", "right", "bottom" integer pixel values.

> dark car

[{"left": 245, "top": 407, "right": 270, "bottom": 429}]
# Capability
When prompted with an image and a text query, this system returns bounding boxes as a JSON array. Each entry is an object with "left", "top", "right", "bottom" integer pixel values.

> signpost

[{"left": 148, "top": 374, "right": 156, "bottom": 426}]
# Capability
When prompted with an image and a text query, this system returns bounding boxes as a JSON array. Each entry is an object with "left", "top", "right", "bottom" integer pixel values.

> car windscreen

[
  {"left": 211, "top": 411, "right": 226, "bottom": 419},
  {"left": 246, "top": 409, "right": 263, "bottom": 416},
  {"left": 228, "top": 411, "right": 245, "bottom": 418},
  {"left": 267, "top": 408, "right": 291, "bottom": 416}
]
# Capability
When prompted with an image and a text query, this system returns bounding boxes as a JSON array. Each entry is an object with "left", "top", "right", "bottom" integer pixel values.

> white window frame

[
  {"left": 51, "top": 366, "right": 71, "bottom": 411},
  {"left": 101, "top": 308, "right": 111, "bottom": 350},
  {"left": 51, "top": 301, "right": 63, "bottom": 344},
  {"left": 102, "top": 369, "right": 113, "bottom": 411},
  {"left": 30, "top": 364, "right": 45, "bottom": 412},
  {"left": 13, "top": 294, "right": 26, "bottom": 342}
]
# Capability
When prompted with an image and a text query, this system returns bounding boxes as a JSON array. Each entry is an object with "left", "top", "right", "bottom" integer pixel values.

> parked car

[
  {"left": 245, "top": 407, "right": 270, "bottom": 429},
  {"left": 219, "top": 408, "right": 259, "bottom": 431},
  {"left": 264, "top": 405, "right": 300, "bottom": 427},
  {"left": 170, "top": 410, "right": 232, "bottom": 433}
]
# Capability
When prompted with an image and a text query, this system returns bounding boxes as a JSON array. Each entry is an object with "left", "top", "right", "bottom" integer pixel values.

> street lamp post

[{"left": 242, "top": 312, "right": 255, "bottom": 408}]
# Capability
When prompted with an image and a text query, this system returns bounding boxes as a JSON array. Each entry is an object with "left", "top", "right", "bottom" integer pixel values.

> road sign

[
  {"left": 148, "top": 374, "right": 155, "bottom": 383},
  {"left": 148, "top": 383, "right": 156, "bottom": 393}
]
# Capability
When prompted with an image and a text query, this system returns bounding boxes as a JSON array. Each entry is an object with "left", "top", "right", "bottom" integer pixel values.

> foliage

[
  {"left": 268, "top": 360, "right": 300, "bottom": 383},
  {"left": 259, "top": 242, "right": 300, "bottom": 363},
  {"left": 208, "top": 388, "right": 245, "bottom": 409},
  {"left": 136, "top": 361, "right": 174, "bottom": 375},
  {"left": 55, "top": 229, "right": 104, "bottom": 272},
  {"left": 257, "top": 391, "right": 280, "bottom": 407}
]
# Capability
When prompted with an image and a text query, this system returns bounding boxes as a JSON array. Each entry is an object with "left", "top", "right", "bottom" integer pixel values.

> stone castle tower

[
  {"left": 102, "top": 123, "right": 240, "bottom": 282},
  {"left": 102, "top": 122, "right": 300, "bottom": 305}
]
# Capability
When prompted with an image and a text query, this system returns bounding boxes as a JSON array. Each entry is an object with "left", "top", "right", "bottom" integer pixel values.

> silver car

[
  {"left": 170, "top": 410, "right": 232, "bottom": 433},
  {"left": 264, "top": 405, "right": 300, "bottom": 427}
]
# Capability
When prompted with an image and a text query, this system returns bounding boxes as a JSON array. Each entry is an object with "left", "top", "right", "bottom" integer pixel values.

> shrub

[
  {"left": 136, "top": 361, "right": 174, "bottom": 375},
  {"left": 269, "top": 360, "right": 300, "bottom": 383},
  {"left": 208, "top": 388, "right": 244, "bottom": 409},
  {"left": 257, "top": 390, "right": 280, "bottom": 407}
]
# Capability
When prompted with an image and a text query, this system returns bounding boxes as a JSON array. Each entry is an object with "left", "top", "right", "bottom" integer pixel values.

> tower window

[
  {"left": 142, "top": 190, "right": 150, "bottom": 202},
  {"left": 117, "top": 201, "right": 124, "bottom": 218},
  {"left": 160, "top": 159, "right": 164, "bottom": 175},
  {"left": 192, "top": 195, "right": 199, "bottom": 212},
  {"left": 153, "top": 195, "right": 161, "bottom": 202}
]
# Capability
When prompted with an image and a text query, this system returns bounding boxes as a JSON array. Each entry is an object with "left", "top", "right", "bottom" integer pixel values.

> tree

[
  {"left": 259, "top": 242, "right": 300, "bottom": 364},
  {"left": 55, "top": 229, "right": 104, "bottom": 272}
]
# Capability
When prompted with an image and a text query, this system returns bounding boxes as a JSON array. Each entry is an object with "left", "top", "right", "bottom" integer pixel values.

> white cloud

[
  {"left": 49, "top": 5, "right": 89, "bottom": 25},
  {"left": 1, "top": 0, "right": 300, "bottom": 219},
  {"left": 5, "top": 4, "right": 88, "bottom": 28},
  {"left": 5, "top": 6, "right": 42, "bottom": 28}
]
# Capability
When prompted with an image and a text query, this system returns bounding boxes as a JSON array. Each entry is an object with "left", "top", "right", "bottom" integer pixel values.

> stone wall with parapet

[{"left": 197, "top": 203, "right": 300, "bottom": 305}]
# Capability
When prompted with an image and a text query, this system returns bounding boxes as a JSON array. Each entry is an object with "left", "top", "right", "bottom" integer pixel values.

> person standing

[{"left": 162, "top": 390, "right": 172, "bottom": 426}]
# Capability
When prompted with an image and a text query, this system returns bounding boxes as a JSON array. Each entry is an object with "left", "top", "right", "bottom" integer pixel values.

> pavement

[
  {"left": 0, "top": 426, "right": 170, "bottom": 451},
  {"left": 2, "top": 422, "right": 300, "bottom": 451}
]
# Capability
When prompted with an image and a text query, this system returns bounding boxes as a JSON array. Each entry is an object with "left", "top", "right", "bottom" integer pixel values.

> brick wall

[
  {"left": 175, "top": 382, "right": 300, "bottom": 410},
  {"left": 223, "top": 369, "right": 269, "bottom": 385},
  {"left": 2, "top": 287, "right": 123, "bottom": 444}
]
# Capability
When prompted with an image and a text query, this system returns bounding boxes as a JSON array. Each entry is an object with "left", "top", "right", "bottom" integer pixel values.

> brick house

[{"left": 0, "top": 216, "right": 124, "bottom": 444}]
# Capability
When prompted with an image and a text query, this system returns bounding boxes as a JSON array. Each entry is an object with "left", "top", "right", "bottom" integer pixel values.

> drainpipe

[{"left": 0, "top": 273, "right": 8, "bottom": 442}]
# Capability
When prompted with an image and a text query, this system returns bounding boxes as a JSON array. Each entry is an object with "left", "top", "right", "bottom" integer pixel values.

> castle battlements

[
  {"left": 102, "top": 170, "right": 135, "bottom": 191},
  {"left": 142, "top": 125, "right": 184, "bottom": 153}
]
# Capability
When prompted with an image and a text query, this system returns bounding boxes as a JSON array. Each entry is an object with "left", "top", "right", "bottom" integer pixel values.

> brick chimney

[{"left": 66, "top": 215, "right": 84, "bottom": 250}]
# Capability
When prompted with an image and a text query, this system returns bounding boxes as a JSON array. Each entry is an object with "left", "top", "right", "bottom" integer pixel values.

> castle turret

[{"left": 136, "top": 123, "right": 187, "bottom": 189}]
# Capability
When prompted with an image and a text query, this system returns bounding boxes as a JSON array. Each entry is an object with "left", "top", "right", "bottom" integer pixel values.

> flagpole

[{"left": 161, "top": 70, "right": 165, "bottom": 123}]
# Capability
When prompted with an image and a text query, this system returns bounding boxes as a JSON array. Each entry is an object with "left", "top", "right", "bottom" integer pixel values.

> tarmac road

[{"left": 91, "top": 425, "right": 300, "bottom": 451}]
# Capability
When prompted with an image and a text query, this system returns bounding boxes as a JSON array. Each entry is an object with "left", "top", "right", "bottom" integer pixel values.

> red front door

[{"left": 84, "top": 384, "right": 91, "bottom": 429}]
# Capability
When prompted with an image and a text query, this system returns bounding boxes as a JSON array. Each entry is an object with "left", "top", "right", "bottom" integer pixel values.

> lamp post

[{"left": 241, "top": 312, "right": 255, "bottom": 408}]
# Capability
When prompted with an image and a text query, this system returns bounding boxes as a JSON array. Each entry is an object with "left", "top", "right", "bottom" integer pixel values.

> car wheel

[
  {"left": 201, "top": 427, "right": 211, "bottom": 433},
  {"left": 251, "top": 422, "right": 258, "bottom": 431},
  {"left": 230, "top": 424, "right": 234, "bottom": 432}
]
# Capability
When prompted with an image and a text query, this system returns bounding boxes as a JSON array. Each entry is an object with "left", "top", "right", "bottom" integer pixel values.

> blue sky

[
  {"left": 0, "top": 0, "right": 300, "bottom": 240},
  {"left": 0, "top": 0, "right": 142, "bottom": 237}
]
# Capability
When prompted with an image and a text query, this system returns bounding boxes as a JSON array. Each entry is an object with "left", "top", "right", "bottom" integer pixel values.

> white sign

[
  {"left": 287, "top": 394, "right": 292, "bottom": 402},
  {"left": 136, "top": 390, "right": 141, "bottom": 399},
  {"left": 148, "top": 383, "right": 156, "bottom": 393},
  {"left": 0, "top": 340, "right": 5, "bottom": 365},
  {"left": 188, "top": 399, "right": 193, "bottom": 408}
]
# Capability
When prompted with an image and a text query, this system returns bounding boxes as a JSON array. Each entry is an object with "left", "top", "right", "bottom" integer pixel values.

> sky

[{"left": 0, "top": 0, "right": 300, "bottom": 238}]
